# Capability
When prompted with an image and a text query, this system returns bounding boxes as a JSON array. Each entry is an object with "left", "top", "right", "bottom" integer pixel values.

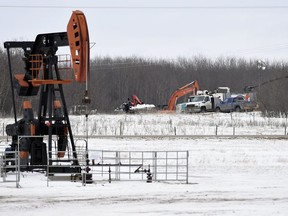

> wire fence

[{"left": 1, "top": 122, "right": 288, "bottom": 137}]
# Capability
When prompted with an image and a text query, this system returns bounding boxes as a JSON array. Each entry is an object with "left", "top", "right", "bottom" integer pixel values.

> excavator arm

[
  {"left": 167, "top": 80, "right": 200, "bottom": 111},
  {"left": 130, "top": 95, "right": 143, "bottom": 106}
]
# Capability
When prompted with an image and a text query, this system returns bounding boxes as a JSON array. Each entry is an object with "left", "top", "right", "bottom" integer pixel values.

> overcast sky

[{"left": 1, "top": 0, "right": 288, "bottom": 61}]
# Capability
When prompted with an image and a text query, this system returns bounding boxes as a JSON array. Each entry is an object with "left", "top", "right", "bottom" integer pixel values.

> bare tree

[{"left": 1, "top": 49, "right": 288, "bottom": 115}]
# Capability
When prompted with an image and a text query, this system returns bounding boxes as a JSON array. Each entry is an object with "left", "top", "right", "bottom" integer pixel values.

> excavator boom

[
  {"left": 167, "top": 80, "right": 200, "bottom": 111},
  {"left": 131, "top": 95, "right": 143, "bottom": 106}
]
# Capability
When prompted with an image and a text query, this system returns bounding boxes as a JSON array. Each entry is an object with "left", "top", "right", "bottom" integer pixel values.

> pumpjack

[{"left": 4, "top": 10, "right": 90, "bottom": 174}]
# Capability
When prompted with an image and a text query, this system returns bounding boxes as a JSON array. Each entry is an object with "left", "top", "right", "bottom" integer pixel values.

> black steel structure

[{"left": 4, "top": 33, "right": 79, "bottom": 172}]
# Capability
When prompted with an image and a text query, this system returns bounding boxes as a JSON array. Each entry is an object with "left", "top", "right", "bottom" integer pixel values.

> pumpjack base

[{"left": 48, "top": 168, "right": 93, "bottom": 183}]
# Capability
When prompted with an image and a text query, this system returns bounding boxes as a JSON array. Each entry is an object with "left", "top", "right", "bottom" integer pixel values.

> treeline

[
  {"left": 69, "top": 56, "right": 288, "bottom": 114},
  {"left": 1, "top": 48, "right": 288, "bottom": 115}
]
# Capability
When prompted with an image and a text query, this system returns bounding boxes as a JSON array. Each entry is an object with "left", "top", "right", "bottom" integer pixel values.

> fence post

[
  {"left": 82, "top": 172, "right": 86, "bottom": 186},
  {"left": 16, "top": 137, "right": 21, "bottom": 188},
  {"left": 215, "top": 125, "right": 218, "bottom": 136},
  {"left": 233, "top": 126, "right": 235, "bottom": 136},
  {"left": 154, "top": 152, "right": 157, "bottom": 181},
  {"left": 120, "top": 122, "right": 123, "bottom": 136},
  {"left": 186, "top": 151, "right": 189, "bottom": 184},
  {"left": 285, "top": 126, "right": 287, "bottom": 135},
  {"left": 108, "top": 166, "right": 111, "bottom": 183}
]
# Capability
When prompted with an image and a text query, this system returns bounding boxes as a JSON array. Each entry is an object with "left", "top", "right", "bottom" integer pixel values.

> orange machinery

[{"left": 167, "top": 80, "right": 200, "bottom": 111}]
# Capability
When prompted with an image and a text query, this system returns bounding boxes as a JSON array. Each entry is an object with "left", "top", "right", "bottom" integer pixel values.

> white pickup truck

[{"left": 177, "top": 95, "right": 221, "bottom": 113}]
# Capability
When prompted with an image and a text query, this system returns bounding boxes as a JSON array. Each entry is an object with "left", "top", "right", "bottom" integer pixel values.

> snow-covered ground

[
  {"left": 1, "top": 112, "right": 288, "bottom": 215},
  {"left": 72, "top": 111, "right": 288, "bottom": 136},
  {"left": 1, "top": 111, "right": 288, "bottom": 136}
]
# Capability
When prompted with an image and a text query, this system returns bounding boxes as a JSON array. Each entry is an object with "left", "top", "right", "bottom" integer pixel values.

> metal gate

[
  {"left": 0, "top": 150, "right": 20, "bottom": 188},
  {"left": 88, "top": 150, "right": 189, "bottom": 183},
  {"left": 1, "top": 137, "right": 189, "bottom": 186}
]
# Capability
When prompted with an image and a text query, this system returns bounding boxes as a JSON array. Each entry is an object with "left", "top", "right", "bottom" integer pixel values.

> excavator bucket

[{"left": 67, "top": 10, "right": 90, "bottom": 83}]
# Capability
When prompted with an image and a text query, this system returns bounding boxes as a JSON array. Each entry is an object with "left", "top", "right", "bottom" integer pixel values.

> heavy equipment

[
  {"left": 214, "top": 95, "right": 257, "bottom": 113},
  {"left": 4, "top": 10, "right": 90, "bottom": 175},
  {"left": 115, "top": 94, "right": 155, "bottom": 113},
  {"left": 166, "top": 80, "right": 199, "bottom": 111},
  {"left": 178, "top": 87, "right": 230, "bottom": 113},
  {"left": 129, "top": 95, "right": 144, "bottom": 107}
]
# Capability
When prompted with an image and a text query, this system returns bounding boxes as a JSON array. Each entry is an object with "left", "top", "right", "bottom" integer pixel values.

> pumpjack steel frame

[
  {"left": 4, "top": 10, "right": 90, "bottom": 173},
  {"left": 5, "top": 33, "right": 79, "bottom": 169}
]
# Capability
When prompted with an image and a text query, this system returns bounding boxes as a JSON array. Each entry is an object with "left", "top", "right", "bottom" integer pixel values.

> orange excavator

[
  {"left": 167, "top": 80, "right": 200, "bottom": 111},
  {"left": 4, "top": 11, "right": 90, "bottom": 173}
]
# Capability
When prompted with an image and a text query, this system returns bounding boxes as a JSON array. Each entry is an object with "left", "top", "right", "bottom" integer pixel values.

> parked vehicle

[
  {"left": 215, "top": 95, "right": 257, "bottom": 112},
  {"left": 187, "top": 95, "right": 220, "bottom": 113},
  {"left": 213, "top": 87, "right": 231, "bottom": 101},
  {"left": 176, "top": 86, "right": 230, "bottom": 113}
]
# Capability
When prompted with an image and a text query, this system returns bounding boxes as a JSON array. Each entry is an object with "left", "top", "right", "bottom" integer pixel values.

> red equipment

[{"left": 130, "top": 95, "right": 144, "bottom": 106}]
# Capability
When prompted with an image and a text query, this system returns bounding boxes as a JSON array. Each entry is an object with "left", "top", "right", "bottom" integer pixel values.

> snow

[
  {"left": 1, "top": 112, "right": 288, "bottom": 136},
  {"left": 130, "top": 104, "right": 156, "bottom": 111},
  {"left": 1, "top": 112, "right": 288, "bottom": 215}
]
